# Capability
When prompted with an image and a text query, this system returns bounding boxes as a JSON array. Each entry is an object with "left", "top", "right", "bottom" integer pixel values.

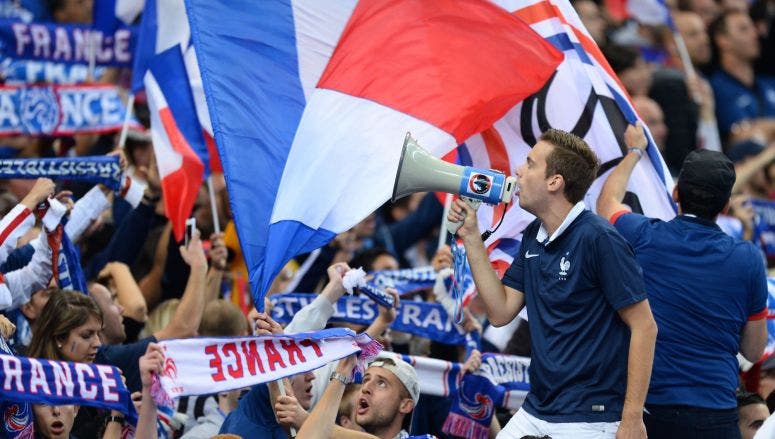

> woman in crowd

[{"left": 27, "top": 291, "right": 124, "bottom": 439}]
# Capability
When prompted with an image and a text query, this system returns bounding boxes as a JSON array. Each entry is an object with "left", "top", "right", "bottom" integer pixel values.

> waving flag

[
  {"left": 144, "top": 46, "right": 206, "bottom": 241},
  {"left": 132, "top": 0, "right": 221, "bottom": 172},
  {"left": 454, "top": 0, "right": 676, "bottom": 276},
  {"left": 186, "top": 0, "right": 563, "bottom": 310},
  {"left": 93, "top": 0, "right": 145, "bottom": 33}
]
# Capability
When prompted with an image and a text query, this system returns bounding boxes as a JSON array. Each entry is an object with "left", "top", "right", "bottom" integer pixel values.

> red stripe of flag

[
  {"left": 318, "top": 0, "right": 562, "bottom": 144},
  {"left": 159, "top": 107, "right": 205, "bottom": 242},
  {"left": 0, "top": 208, "right": 31, "bottom": 246}
]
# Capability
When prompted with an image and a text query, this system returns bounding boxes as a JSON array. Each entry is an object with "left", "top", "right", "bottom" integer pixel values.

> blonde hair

[
  {"left": 199, "top": 300, "right": 249, "bottom": 337},
  {"left": 139, "top": 299, "right": 179, "bottom": 339}
]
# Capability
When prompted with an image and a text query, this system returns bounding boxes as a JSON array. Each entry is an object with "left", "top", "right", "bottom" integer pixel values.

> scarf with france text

[
  {"left": 149, "top": 328, "right": 381, "bottom": 407},
  {"left": 0, "top": 350, "right": 138, "bottom": 437}
]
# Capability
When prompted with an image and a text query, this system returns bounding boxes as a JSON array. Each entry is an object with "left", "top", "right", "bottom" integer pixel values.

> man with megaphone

[{"left": 447, "top": 129, "right": 657, "bottom": 439}]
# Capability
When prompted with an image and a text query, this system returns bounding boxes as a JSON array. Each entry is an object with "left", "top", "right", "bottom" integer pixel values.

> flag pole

[
  {"left": 672, "top": 30, "right": 696, "bottom": 79},
  {"left": 437, "top": 193, "right": 452, "bottom": 250},
  {"left": 277, "top": 381, "right": 297, "bottom": 437},
  {"left": 207, "top": 175, "right": 221, "bottom": 234},
  {"left": 88, "top": 32, "right": 97, "bottom": 82},
  {"left": 116, "top": 93, "right": 135, "bottom": 150}
]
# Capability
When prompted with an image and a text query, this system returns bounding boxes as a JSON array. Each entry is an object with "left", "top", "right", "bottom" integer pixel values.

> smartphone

[{"left": 185, "top": 218, "right": 196, "bottom": 247}]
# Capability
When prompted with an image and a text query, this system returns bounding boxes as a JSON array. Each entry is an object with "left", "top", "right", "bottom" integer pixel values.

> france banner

[
  {"left": 0, "top": 156, "right": 122, "bottom": 189},
  {"left": 369, "top": 266, "right": 438, "bottom": 295},
  {"left": 0, "top": 58, "right": 107, "bottom": 85},
  {"left": 392, "top": 352, "right": 530, "bottom": 409},
  {"left": 0, "top": 354, "right": 138, "bottom": 424},
  {"left": 270, "top": 292, "right": 467, "bottom": 345},
  {"left": 186, "top": 0, "right": 562, "bottom": 311},
  {"left": 153, "top": 329, "right": 379, "bottom": 403},
  {"left": 0, "top": 20, "right": 135, "bottom": 67},
  {"left": 0, "top": 84, "right": 139, "bottom": 136}
]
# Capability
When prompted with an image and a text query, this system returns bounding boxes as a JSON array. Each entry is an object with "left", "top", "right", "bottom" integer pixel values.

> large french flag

[
  {"left": 186, "top": 0, "right": 563, "bottom": 310},
  {"left": 144, "top": 46, "right": 206, "bottom": 242},
  {"left": 452, "top": 0, "right": 677, "bottom": 276}
]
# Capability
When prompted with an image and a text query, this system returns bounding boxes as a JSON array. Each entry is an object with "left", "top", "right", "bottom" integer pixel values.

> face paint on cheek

[{"left": 70, "top": 342, "right": 76, "bottom": 353}]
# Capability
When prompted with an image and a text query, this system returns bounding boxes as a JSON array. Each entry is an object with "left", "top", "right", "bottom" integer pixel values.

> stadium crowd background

[{"left": 0, "top": 0, "right": 773, "bottom": 438}]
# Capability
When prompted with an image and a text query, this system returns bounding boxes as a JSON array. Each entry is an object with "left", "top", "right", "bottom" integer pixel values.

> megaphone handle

[{"left": 446, "top": 197, "right": 481, "bottom": 236}]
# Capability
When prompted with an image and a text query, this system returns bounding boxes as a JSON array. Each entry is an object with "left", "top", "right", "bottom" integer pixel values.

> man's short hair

[
  {"left": 737, "top": 391, "right": 766, "bottom": 408},
  {"left": 601, "top": 44, "right": 640, "bottom": 74},
  {"left": 541, "top": 129, "right": 600, "bottom": 203},
  {"left": 677, "top": 150, "right": 735, "bottom": 220},
  {"left": 336, "top": 383, "right": 361, "bottom": 425},
  {"left": 198, "top": 300, "right": 249, "bottom": 337}
]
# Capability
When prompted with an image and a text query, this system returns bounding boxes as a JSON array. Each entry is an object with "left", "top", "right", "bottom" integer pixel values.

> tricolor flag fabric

[
  {"left": 186, "top": 0, "right": 563, "bottom": 310},
  {"left": 144, "top": 46, "right": 206, "bottom": 241},
  {"left": 458, "top": 0, "right": 677, "bottom": 275},
  {"left": 132, "top": 0, "right": 221, "bottom": 172},
  {"left": 93, "top": 0, "right": 146, "bottom": 33},
  {"left": 625, "top": 0, "right": 673, "bottom": 27}
]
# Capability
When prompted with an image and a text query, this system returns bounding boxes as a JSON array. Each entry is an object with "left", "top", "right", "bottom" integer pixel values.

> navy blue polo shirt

[
  {"left": 503, "top": 207, "right": 646, "bottom": 423},
  {"left": 612, "top": 213, "right": 767, "bottom": 409}
]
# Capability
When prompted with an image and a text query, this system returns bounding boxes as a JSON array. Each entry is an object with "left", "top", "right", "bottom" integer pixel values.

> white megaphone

[{"left": 392, "top": 132, "right": 517, "bottom": 235}]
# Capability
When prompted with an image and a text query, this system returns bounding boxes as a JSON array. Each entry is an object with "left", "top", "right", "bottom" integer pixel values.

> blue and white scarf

[
  {"left": 0, "top": 84, "right": 140, "bottom": 137},
  {"left": 270, "top": 293, "right": 468, "bottom": 345},
  {"left": 0, "top": 20, "right": 136, "bottom": 67},
  {"left": 0, "top": 353, "right": 139, "bottom": 425},
  {"left": 0, "top": 156, "right": 123, "bottom": 190},
  {"left": 0, "top": 336, "right": 33, "bottom": 439}
]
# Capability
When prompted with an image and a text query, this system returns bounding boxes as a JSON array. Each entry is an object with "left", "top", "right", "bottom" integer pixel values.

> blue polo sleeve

[
  {"left": 501, "top": 247, "right": 525, "bottom": 292},
  {"left": 95, "top": 336, "right": 157, "bottom": 393},
  {"left": 594, "top": 229, "right": 647, "bottom": 310},
  {"left": 502, "top": 223, "right": 534, "bottom": 292},
  {"left": 746, "top": 245, "right": 768, "bottom": 319},
  {"left": 610, "top": 211, "right": 652, "bottom": 248}
]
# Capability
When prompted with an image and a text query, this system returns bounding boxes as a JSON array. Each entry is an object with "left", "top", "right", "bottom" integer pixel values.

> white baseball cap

[{"left": 368, "top": 354, "right": 420, "bottom": 405}]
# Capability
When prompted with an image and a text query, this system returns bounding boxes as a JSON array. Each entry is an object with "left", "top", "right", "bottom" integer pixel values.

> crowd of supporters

[{"left": 0, "top": 0, "right": 773, "bottom": 438}]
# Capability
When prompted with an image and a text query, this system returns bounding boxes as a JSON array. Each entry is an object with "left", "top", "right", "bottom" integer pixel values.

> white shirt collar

[{"left": 535, "top": 201, "right": 586, "bottom": 246}]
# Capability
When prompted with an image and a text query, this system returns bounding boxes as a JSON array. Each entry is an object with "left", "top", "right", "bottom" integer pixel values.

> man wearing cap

[
  {"left": 598, "top": 123, "right": 768, "bottom": 438},
  {"left": 354, "top": 355, "right": 420, "bottom": 439}
]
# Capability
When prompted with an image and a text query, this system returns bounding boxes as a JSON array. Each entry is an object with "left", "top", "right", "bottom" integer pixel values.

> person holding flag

[
  {"left": 448, "top": 129, "right": 656, "bottom": 438},
  {"left": 598, "top": 122, "right": 768, "bottom": 438}
]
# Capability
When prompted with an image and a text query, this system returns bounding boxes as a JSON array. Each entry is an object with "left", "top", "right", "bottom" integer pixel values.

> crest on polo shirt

[{"left": 558, "top": 252, "right": 571, "bottom": 279}]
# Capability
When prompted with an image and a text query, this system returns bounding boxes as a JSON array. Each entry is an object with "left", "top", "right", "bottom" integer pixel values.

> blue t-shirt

[
  {"left": 709, "top": 69, "right": 775, "bottom": 136},
  {"left": 219, "top": 384, "right": 288, "bottom": 438},
  {"left": 613, "top": 213, "right": 767, "bottom": 409},
  {"left": 502, "top": 210, "right": 646, "bottom": 423},
  {"left": 95, "top": 336, "right": 157, "bottom": 393}
]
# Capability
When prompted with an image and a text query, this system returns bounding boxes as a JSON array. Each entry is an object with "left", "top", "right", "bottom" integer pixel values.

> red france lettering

[
  {"left": 222, "top": 342, "right": 244, "bottom": 379},
  {"left": 300, "top": 339, "right": 323, "bottom": 357},
  {"left": 280, "top": 340, "right": 306, "bottom": 365},
  {"left": 204, "top": 345, "right": 225, "bottom": 382},
  {"left": 264, "top": 340, "right": 286, "bottom": 371},
  {"left": 241, "top": 341, "right": 265, "bottom": 375}
]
